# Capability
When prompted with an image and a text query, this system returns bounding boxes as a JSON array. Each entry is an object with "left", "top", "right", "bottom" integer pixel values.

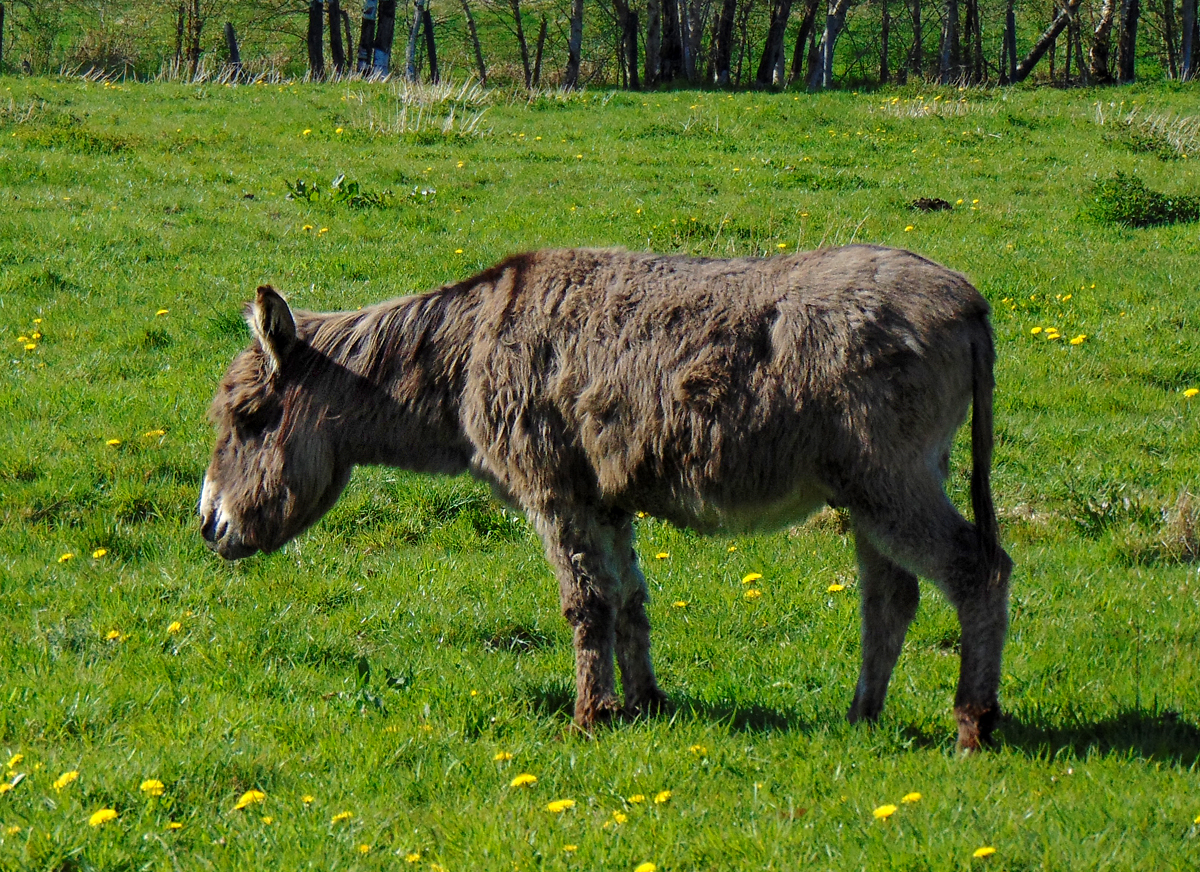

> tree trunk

[
  {"left": 756, "top": 0, "right": 796, "bottom": 85},
  {"left": 373, "top": 0, "right": 396, "bottom": 75},
  {"left": 1063, "top": 17, "right": 1073, "bottom": 83},
  {"left": 714, "top": 0, "right": 737, "bottom": 82},
  {"left": 1163, "top": 0, "right": 1178, "bottom": 78},
  {"left": 909, "top": 0, "right": 923, "bottom": 77},
  {"left": 508, "top": 0, "right": 533, "bottom": 86},
  {"left": 533, "top": 15, "right": 547, "bottom": 84},
  {"left": 963, "top": 0, "right": 981, "bottom": 81},
  {"left": 880, "top": 0, "right": 891, "bottom": 83},
  {"left": 1088, "top": 0, "right": 1116, "bottom": 80},
  {"left": 1183, "top": 0, "right": 1197, "bottom": 79},
  {"left": 460, "top": 0, "right": 487, "bottom": 82},
  {"left": 405, "top": 0, "right": 422, "bottom": 80},
  {"left": 422, "top": 5, "right": 438, "bottom": 82},
  {"left": 174, "top": 2, "right": 185, "bottom": 68},
  {"left": 0, "top": 4, "right": 4, "bottom": 71},
  {"left": 939, "top": 0, "right": 960, "bottom": 84},
  {"left": 357, "top": 0, "right": 378, "bottom": 73},
  {"left": 645, "top": 0, "right": 661, "bottom": 84},
  {"left": 1013, "top": 0, "right": 1082, "bottom": 81},
  {"left": 660, "top": 0, "right": 684, "bottom": 80},
  {"left": 624, "top": 8, "right": 641, "bottom": 88},
  {"left": 735, "top": 0, "right": 756, "bottom": 83},
  {"left": 564, "top": 0, "right": 585, "bottom": 88},
  {"left": 789, "top": 0, "right": 822, "bottom": 81},
  {"left": 224, "top": 22, "right": 240, "bottom": 76},
  {"left": 342, "top": 11, "right": 355, "bottom": 67},
  {"left": 686, "top": 0, "right": 705, "bottom": 81},
  {"left": 308, "top": 1, "right": 326, "bottom": 81},
  {"left": 1002, "top": 0, "right": 1016, "bottom": 81},
  {"left": 187, "top": 0, "right": 202, "bottom": 80},
  {"left": 1116, "top": 0, "right": 1138, "bottom": 81},
  {"left": 809, "top": 0, "right": 854, "bottom": 88},
  {"left": 328, "top": 0, "right": 345, "bottom": 74}
]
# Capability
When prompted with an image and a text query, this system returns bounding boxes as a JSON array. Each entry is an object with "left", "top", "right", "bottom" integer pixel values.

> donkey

[{"left": 200, "top": 244, "right": 1012, "bottom": 750}]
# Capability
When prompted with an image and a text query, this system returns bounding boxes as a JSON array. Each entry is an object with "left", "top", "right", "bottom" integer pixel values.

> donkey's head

[{"left": 200, "top": 286, "right": 352, "bottom": 560}]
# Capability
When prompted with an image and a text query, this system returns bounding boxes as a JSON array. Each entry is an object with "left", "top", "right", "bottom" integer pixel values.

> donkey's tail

[{"left": 970, "top": 323, "right": 1005, "bottom": 587}]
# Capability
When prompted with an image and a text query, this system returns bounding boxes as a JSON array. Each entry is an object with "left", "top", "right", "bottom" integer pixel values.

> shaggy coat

[{"left": 200, "top": 245, "right": 1013, "bottom": 750}]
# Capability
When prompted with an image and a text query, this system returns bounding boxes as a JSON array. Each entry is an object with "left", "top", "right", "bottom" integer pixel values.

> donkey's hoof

[
  {"left": 954, "top": 703, "right": 1000, "bottom": 753},
  {"left": 573, "top": 696, "right": 622, "bottom": 734},
  {"left": 624, "top": 689, "right": 670, "bottom": 720}
]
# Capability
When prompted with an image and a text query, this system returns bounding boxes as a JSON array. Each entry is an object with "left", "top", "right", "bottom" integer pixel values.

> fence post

[
  {"left": 224, "top": 22, "right": 241, "bottom": 79},
  {"left": 308, "top": 0, "right": 326, "bottom": 80}
]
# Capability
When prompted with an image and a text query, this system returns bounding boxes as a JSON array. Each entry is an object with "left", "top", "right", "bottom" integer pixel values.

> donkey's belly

[{"left": 647, "top": 479, "right": 830, "bottom": 535}]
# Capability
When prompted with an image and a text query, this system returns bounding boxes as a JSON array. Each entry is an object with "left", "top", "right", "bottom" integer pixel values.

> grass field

[{"left": 1, "top": 75, "right": 1199, "bottom": 870}]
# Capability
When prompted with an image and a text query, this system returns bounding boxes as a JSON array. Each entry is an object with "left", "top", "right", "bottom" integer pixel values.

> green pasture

[{"left": 1, "top": 75, "right": 1199, "bottom": 870}]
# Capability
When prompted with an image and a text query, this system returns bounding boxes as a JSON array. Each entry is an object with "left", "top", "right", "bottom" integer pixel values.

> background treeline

[{"left": 0, "top": 0, "right": 1195, "bottom": 87}]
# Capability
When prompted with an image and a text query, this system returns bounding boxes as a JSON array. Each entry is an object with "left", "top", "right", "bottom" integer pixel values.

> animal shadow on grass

[
  {"left": 997, "top": 708, "right": 1200, "bottom": 764},
  {"left": 524, "top": 683, "right": 811, "bottom": 735}
]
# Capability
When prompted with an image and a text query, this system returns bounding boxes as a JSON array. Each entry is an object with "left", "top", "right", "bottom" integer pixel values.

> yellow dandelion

[
  {"left": 672, "top": 601, "right": 688, "bottom": 608},
  {"left": 1184, "top": 388, "right": 1199, "bottom": 398},
  {"left": 5, "top": 755, "right": 22, "bottom": 769},
  {"left": 972, "top": 199, "right": 979, "bottom": 204},
  {"left": 612, "top": 810, "right": 628, "bottom": 823},
  {"left": 901, "top": 792, "right": 922, "bottom": 803},
  {"left": 143, "top": 429, "right": 166, "bottom": 439},
  {"left": 956, "top": 199, "right": 964, "bottom": 205},
  {"left": 510, "top": 773, "right": 538, "bottom": 788},
  {"left": 16, "top": 336, "right": 28, "bottom": 343},
  {"left": 634, "top": 863, "right": 657, "bottom": 872},
  {"left": 262, "top": 815, "right": 273, "bottom": 824},
  {"left": 0, "top": 784, "right": 12, "bottom": 795},
  {"left": 1030, "top": 327, "right": 1042, "bottom": 335},
  {"left": 167, "top": 621, "right": 182, "bottom": 634},
  {"left": 1069, "top": 335, "right": 1086, "bottom": 345},
  {"left": 234, "top": 789, "right": 266, "bottom": 810},
  {"left": 155, "top": 309, "right": 169, "bottom": 316},
  {"left": 563, "top": 844, "right": 578, "bottom": 852},
  {"left": 53, "top": 770, "right": 79, "bottom": 790},
  {"left": 904, "top": 225, "right": 914, "bottom": 232},
  {"left": 727, "top": 545, "right": 737, "bottom": 552},
  {"left": 318, "top": 227, "right": 329, "bottom": 235},
  {"left": 88, "top": 808, "right": 118, "bottom": 827},
  {"left": 455, "top": 248, "right": 464, "bottom": 254},
  {"left": 335, "top": 127, "right": 344, "bottom": 134},
  {"left": 689, "top": 744, "right": 706, "bottom": 755},
  {"left": 627, "top": 794, "right": 645, "bottom": 804},
  {"left": 33, "top": 318, "right": 41, "bottom": 324},
  {"left": 777, "top": 243, "right": 787, "bottom": 249},
  {"left": 302, "top": 794, "right": 315, "bottom": 804},
  {"left": 493, "top": 751, "right": 513, "bottom": 762},
  {"left": 576, "top": 154, "right": 583, "bottom": 159},
  {"left": 302, "top": 129, "right": 311, "bottom": 135},
  {"left": 741, "top": 572, "right": 763, "bottom": 584},
  {"left": 331, "top": 811, "right": 353, "bottom": 823},
  {"left": 972, "top": 846, "right": 996, "bottom": 858},
  {"left": 357, "top": 844, "right": 370, "bottom": 854},
  {"left": 140, "top": 779, "right": 164, "bottom": 797},
  {"left": 23, "top": 343, "right": 36, "bottom": 351},
  {"left": 872, "top": 804, "right": 898, "bottom": 819},
  {"left": 827, "top": 583, "right": 846, "bottom": 592},
  {"left": 302, "top": 224, "right": 313, "bottom": 231},
  {"left": 3, "top": 825, "right": 19, "bottom": 836},
  {"left": 1194, "top": 812, "right": 1200, "bottom": 823},
  {"left": 165, "top": 821, "right": 182, "bottom": 830},
  {"left": 106, "top": 439, "right": 121, "bottom": 447},
  {"left": 405, "top": 852, "right": 422, "bottom": 863},
  {"left": 1063, "top": 293, "right": 1073, "bottom": 301},
  {"left": 654, "top": 790, "right": 672, "bottom": 804},
  {"left": 743, "top": 589, "right": 762, "bottom": 600},
  {"left": 655, "top": 552, "right": 669, "bottom": 559},
  {"left": 105, "top": 629, "right": 121, "bottom": 640},
  {"left": 546, "top": 799, "right": 576, "bottom": 813},
  {"left": 457, "top": 160, "right": 465, "bottom": 168}
]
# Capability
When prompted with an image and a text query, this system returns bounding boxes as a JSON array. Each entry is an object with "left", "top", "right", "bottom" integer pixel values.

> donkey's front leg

[{"left": 533, "top": 511, "right": 623, "bottom": 729}]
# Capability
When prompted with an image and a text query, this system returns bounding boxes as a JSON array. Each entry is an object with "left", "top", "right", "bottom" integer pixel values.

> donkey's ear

[{"left": 247, "top": 285, "right": 297, "bottom": 372}]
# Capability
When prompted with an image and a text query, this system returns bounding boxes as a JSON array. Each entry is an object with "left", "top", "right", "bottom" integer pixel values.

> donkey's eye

[{"left": 235, "top": 400, "right": 283, "bottom": 436}]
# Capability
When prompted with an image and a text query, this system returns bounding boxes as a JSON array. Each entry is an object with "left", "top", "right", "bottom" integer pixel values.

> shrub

[{"left": 1087, "top": 172, "right": 1200, "bottom": 227}]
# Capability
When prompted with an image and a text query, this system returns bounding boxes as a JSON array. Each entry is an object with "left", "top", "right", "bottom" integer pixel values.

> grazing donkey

[{"left": 200, "top": 245, "right": 1012, "bottom": 750}]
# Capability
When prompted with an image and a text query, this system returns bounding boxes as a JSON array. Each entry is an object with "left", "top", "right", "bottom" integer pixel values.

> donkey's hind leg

[
  {"left": 846, "top": 528, "right": 920, "bottom": 724},
  {"left": 530, "top": 508, "right": 624, "bottom": 730},
  {"left": 850, "top": 475, "right": 1011, "bottom": 751},
  {"left": 611, "top": 517, "right": 667, "bottom": 717}
]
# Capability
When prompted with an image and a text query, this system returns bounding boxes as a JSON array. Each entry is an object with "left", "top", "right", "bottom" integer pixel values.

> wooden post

[
  {"left": 328, "top": 0, "right": 345, "bottom": 73},
  {"left": 224, "top": 22, "right": 241, "bottom": 78},
  {"left": 374, "top": 0, "right": 397, "bottom": 75},
  {"left": 308, "top": 1, "right": 326, "bottom": 80},
  {"left": 422, "top": 4, "right": 438, "bottom": 82},
  {"left": 357, "top": 0, "right": 378, "bottom": 73}
]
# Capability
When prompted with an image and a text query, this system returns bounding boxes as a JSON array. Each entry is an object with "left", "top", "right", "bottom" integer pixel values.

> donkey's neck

[{"left": 296, "top": 283, "right": 481, "bottom": 475}]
